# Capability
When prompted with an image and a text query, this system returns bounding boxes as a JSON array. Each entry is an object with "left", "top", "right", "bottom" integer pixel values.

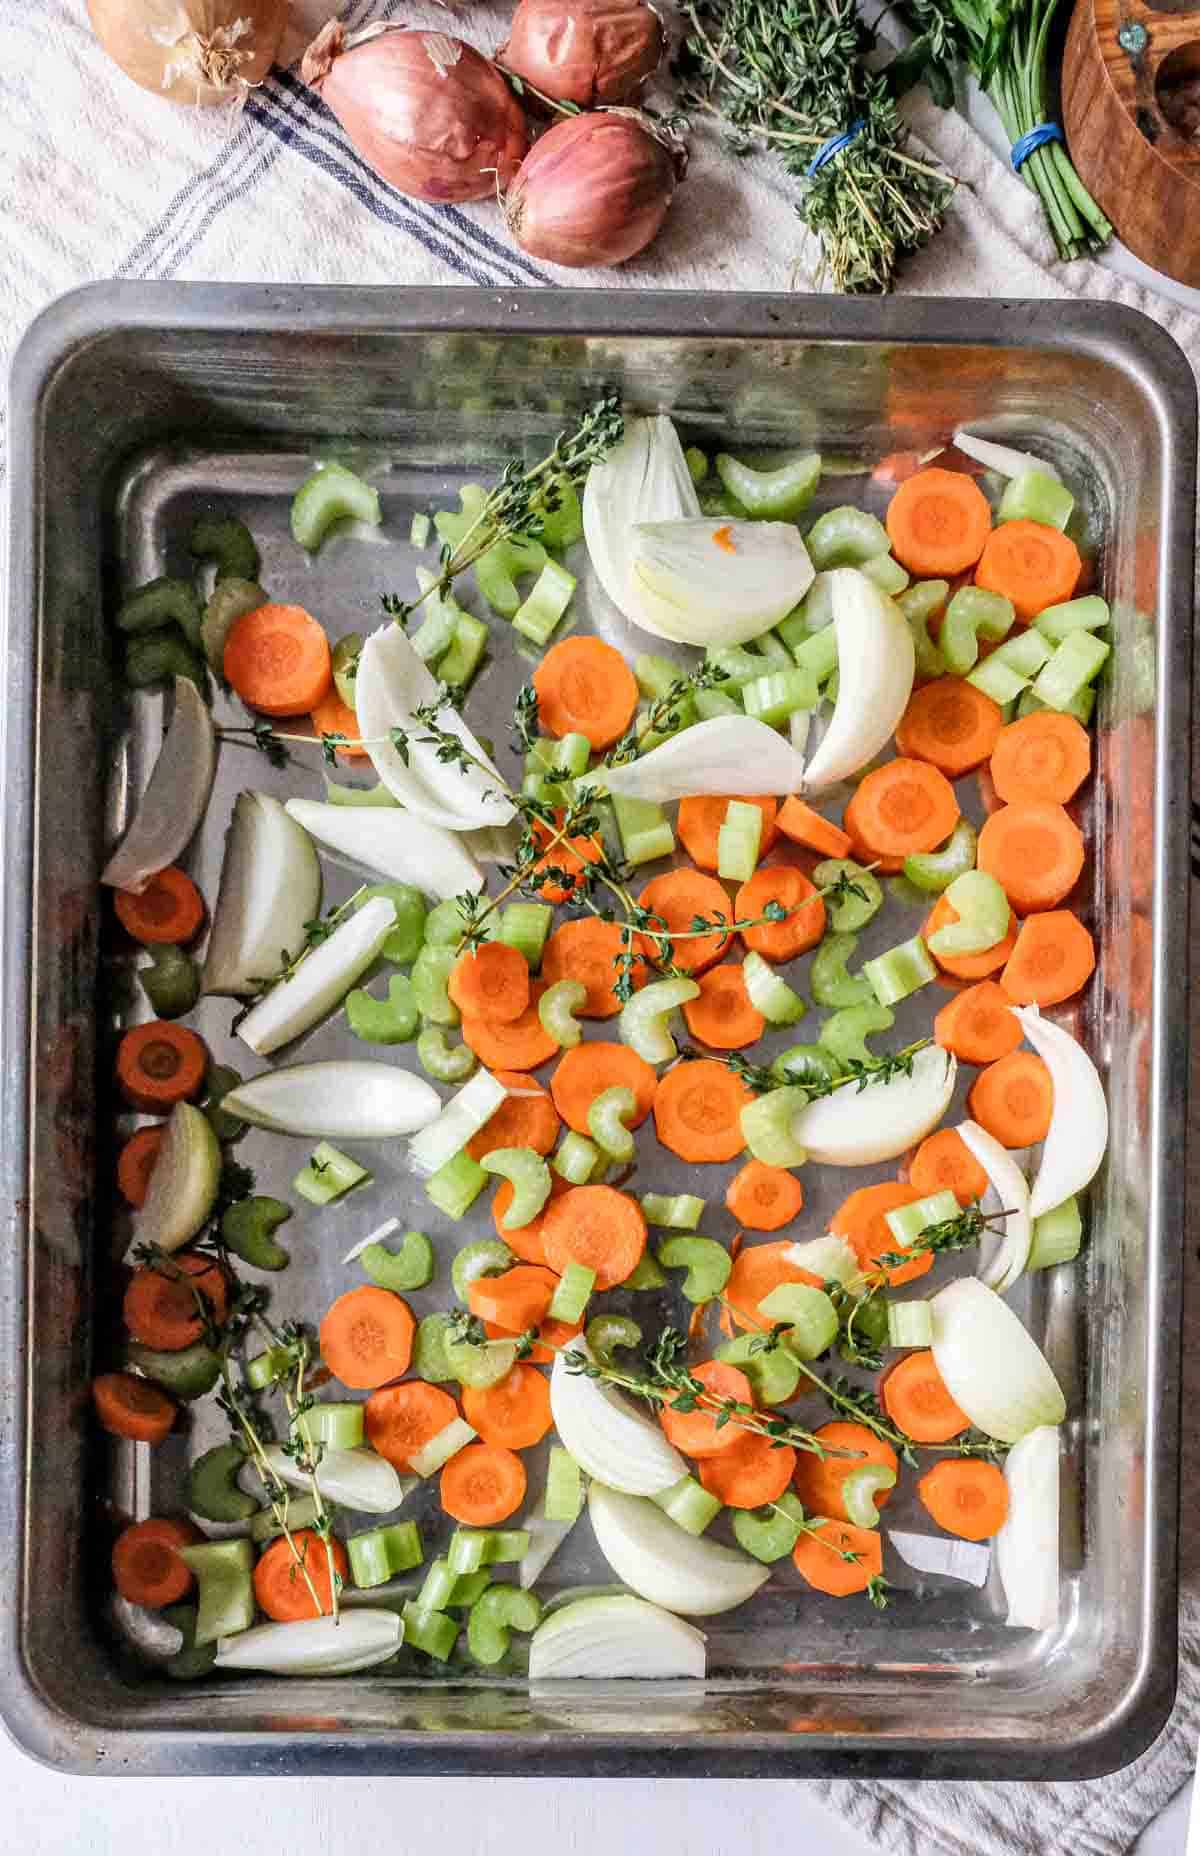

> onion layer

[
  {"left": 549, "top": 1340, "right": 685, "bottom": 1495},
  {"left": 501, "top": 0, "right": 665, "bottom": 108},
  {"left": 1010, "top": 1006, "right": 1109, "bottom": 1217},
  {"left": 995, "top": 1424, "right": 1061, "bottom": 1630},
  {"left": 87, "top": 0, "right": 287, "bottom": 105},
  {"left": 588, "top": 1483, "right": 769, "bottom": 1616},
  {"left": 221, "top": 1062, "right": 440, "bottom": 1140},
  {"left": 202, "top": 792, "right": 322, "bottom": 998},
  {"left": 216, "top": 1612, "right": 403, "bottom": 1675},
  {"left": 284, "top": 797, "right": 485, "bottom": 902},
  {"left": 528, "top": 1594, "right": 705, "bottom": 1678},
  {"left": 506, "top": 110, "right": 684, "bottom": 268},
  {"left": 929, "top": 1277, "right": 1065, "bottom": 1444},
  {"left": 599, "top": 716, "right": 806, "bottom": 803},
  {"left": 802, "top": 569, "right": 915, "bottom": 791},
  {"left": 789, "top": 1045, "right": 957, "bottom": 1166},
  {"left": 583, "top": 415, "right": 700, "bottom": 625},
  {"left": 102, "top": 678, "right": 216, "bottom": 893},
  {"left": 956, "top": 1119, "right": 1032, "bottom": 1293}
]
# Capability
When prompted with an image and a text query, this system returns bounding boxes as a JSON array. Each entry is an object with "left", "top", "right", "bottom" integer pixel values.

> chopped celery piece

[
  {"left": 480, "top": 1147, "right": 551, "bottom": 1228},
  {"left": 1034, "top": 594, "right": 1109, "bottom": 643},
  {"left": 467, "top": 1585, "right": 542, "bottom": 1667},
  {"left": 349, "top": 1520, "right": 423, "bottom": 1588},
  {"left": 966, "top": 629, "right": 1052, "bottom": 703},
  {"left": 548, "top": 1259, "right": 596, "bottom": 1324},
  {"left": 411, "top": 510, "right": 431, "bottom": 548},
  {"left": 732, "top": 1491, "right": 806, "bottom": 1563},
  {"left": 140, "top": 946, "right": 200, "bottom": 1020},
  {"left": 716, "top": 799, "right": 764, "bottom": 884},
  {"left": 249, "top": 1493, "right": 322, "bottom": 1545},
  {"left": 357, "top": 882, "right": 426, "bottom": 965},
  {"left": 294, "top": 1401, "right": 365, "bottom": 1452},
  {"left": 427, "top": 1151, "right": 488, "bottom": 1221},
  {"left": 805, "top": 506, "right": 890, "bottom": 569},
  {"left": 419, "top": 1558, "right": 462, "bottom": 1612},
  {"left": 447, "top": 1569, "right": 492, "bottom": 1610},
  {"left": 903, "top": 819, "right": 977, "bottom": 894},
  {"left": 613, "top": 792, "right": 675, "bottom": 867},
  {"left": 887, "top": 1300, "right": 934, "bottom": 1349},
  {"left": 884, "top": 1188, "right": 961, "bottom": 1249},
  {"left": 127, "top": 1341, "right": 221, "bottom": 1402},
  {"left": 862, "top": 935, "right": 937, "bottom": 1008},
  {"left": 739, "top": 1087, "right": 809, "bottom": 1167},
  {"left": 640, "top": 1192, "right": 704, "bottom": 1229},
  {"left": 203, "top": 579, "right": 266, "bottom": 671},
  {"left": 639, "top": 692, "right": 696, "bottom": 753},
  {"left": 618, "top": 1251, "right": 665, "bottom": 1288},
  {"left": 715, "top": 451, "right": 821, "bottom": 519},
  {"left": 840, "top": 1465, "right": 897, "bottom": 1529},
  {"left": 742, "top": 950, "right": 806, "bottom": 1026},
  {"left": 698, "top": 483, "right": 744, "bottom": 518},
  {"left": 898, "top": 580, "right": 950, "bottom": 679},
  {"left": 412, "top": 944, "right": 460, "bottom": 1026},
  {"left": 360, "top": 1229, "right": 435, "bottom": 1294},
  {"left": 291, "top": 462, "right": 381, "bottom": 550},
  {"left": 771, "top": 1044, "right": 842, "bottom": 1090},
  {"left": 651, "top": 1474, "right": 722, "bottom": 1537},
  {"left": 927, "top": 871, "right": 1010, "bottom": 957},
  {"left": 741, "top": 666, "right": 818, "bottom": 727},
  {"left": 1031, "top": 631, "right": 1110, "bottom": 710},
  {"left": 800, "top": 572, "right": 835, "bottom": 631},
  {"left": 448, "top": 1528, "right": 531, "bottom": 1576},
  {"left": 402, "top": 1600, "right": 458, "bottom": 1662},
  {"left": 819, "top": 1001, "right": 895, "bottom": 1068},
  {"left": 203, "top": 1062, "right": 246, "bottom": 1144},
  {"left": 437, "top": 487, "right": 543, "bottom": 616},
  {"left": 812, "top": 859, "right": 883, "bottom": 933},
  {"left": 860, "top": 552, "right": 910, "bottom": 597},
  {"left": 125, "top": 628, "right": 207, "bottom": 693},
  {"left": 619, "top": 974, "right": 701, "bottom": 1065},
  {"left": 586, "top": 1314, "right": 643, "bottom": 1364},
  {"left": 514, "top": 559, "right": 577, "bottom": 646},
  {"left": 635, "top": 654, "right": 684, "bottom": 701},
  {"left": 539, "top": 977, "right": 587, "bottom": 1050},
  {"left": 889, "top": 872, "right": 936, "bottom": 910},
  {"left": 117, "top": 576, "right": 205, "bottom": 646},
  {"left": 811, "top": 931, "right": 874, "bottom": 1009},
  {"left": 1028, "top": 1196, "right": 1083, "bottom": 1270},
  {"left": 997, "top": 470, "right": 1074, "bottom": 531},
  {"left": 439, "top": 610, "right": 489, "bottom": 689},
  {"left": 188, "top": 1442, "right": 257, "bottom": 1524},
  {"left": 417, "top": 1027, "right": 477, "bottom": 1084},
  {"left": 451, "top": 1238, "right": 513, "bottom": 1301},
  {"left": 410, "top": 1415, "right": 479, "bottom": 1475},
  {"left": 792, "top": 624, "right": 839, "bottom": 686},
  {"left": 839, "top": 1296, "right": 888, "bottom": 1365},
  {"left": 656, "top": 1235, "right": 731, "bottom": 1304},
  {"left": 535, "top": 473, "right": 584, "bottom": 550},
  {"left": 246, "top": 1343, "right": 294, "bottom": 1391},
  {"left": 587, "top": 1085, "right": 637, "bottom": 1162},
  {"left": 705, "top": 645, "right": 767, "bottom": 690},
  {"left": 940, "top": 586, "right": 1015, "bottom": 675},
  {"left": 424, "top": 897, "right": 474, "bottom": 946},
  {"left": 694, "top": 687, "right": 741, "bottom": 721},
  {"left": 775, "top": 608, "right": 811, "bottom": 654},
  {"left": 221, "top": 1196, "right": 292, "bottom": 1272},
  {"left": 716, "top": 1331, "right": 801, "bottom": 1405},
  {"left": 753, "top": 630, "right": 793, "bottom": 667},
  {"left": 411, "top": 1313, "right": 457, "bottom": 1384},
  {"left": 161, "top": 1602, "right": 218, "bottom": 1681},
  {"left": 685, "top": 445, "right": 709, "bottom": 484},
  {"left": 545, "top": 1446, "right": 584, "bottom": 1523},
  {"left": 409, "top": 568, "right": 461, "bottom": 664},
  {"left": 554, "top": 1130, "right": 605, "bottom": 1185},
  {"left": 294, "top": 1141, "right": 370, "bottom": 1206},
  {"left": 757, "top": 1283, "right": 838, "bottom": 1360},
  {"left": 177, "top": 1538, "right": 255, "bottom": 1647},
  {"left": 1017, "top": 685, "right": 1096, "bottom": 726},
  {"left": 498, "top": 902, "right": 553, "bottom": 970},
  {"left": 332, "top": 632, "right": 363, "bottom": 708},
  {"left": 345, "top": 974, "right": 419, "bottom": 1044}
]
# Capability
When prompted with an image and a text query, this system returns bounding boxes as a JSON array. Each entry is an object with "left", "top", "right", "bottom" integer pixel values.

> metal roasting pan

[{"left": 0, "top": 285, "right": 1193, "bottom": 1779}]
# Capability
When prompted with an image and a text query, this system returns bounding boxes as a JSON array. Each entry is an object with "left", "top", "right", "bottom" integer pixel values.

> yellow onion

[
  {"left": 87, "top": 0, "right": 287, "bottom": 105},
  {"left": 500, "top": 0, "right": 665, "bottom": 110},
  {"left": 301, "top": 22, "right": 529, "bottom": 205},
  {"left": 505, "top": 109, "right": 684, "bottom": 267}
]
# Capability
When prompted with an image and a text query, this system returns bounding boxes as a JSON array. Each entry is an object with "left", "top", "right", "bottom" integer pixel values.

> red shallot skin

[
  {"left": 506, "top": 111, "right": 682, "bottom": 267},
  {"left": 500, "top": 0, "right": 665, "bottom": 110},
  {"left": 302, "top": 23, "right": 530, "bottom": 204}
]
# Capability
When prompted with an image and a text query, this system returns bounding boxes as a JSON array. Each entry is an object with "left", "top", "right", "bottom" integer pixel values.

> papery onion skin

[
  {"left": 500, "top": 0, "right": 665, "bottom": 110},
  {"left": 506, "top": 110, "right": 684, "bottom": 267},
  {"left": 87, "top": 0, "right": 287, "bottom": 105},
  {"left": 302, "top": 22, "right": 530, "bottom": 204}
]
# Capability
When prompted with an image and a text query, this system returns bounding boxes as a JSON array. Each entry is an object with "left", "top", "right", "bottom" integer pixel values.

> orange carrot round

[
  {"left": 439, "top": 1442, "right": 527, "bottom": 1525},
  {"left": 467, "top": 1263, "right": 558, "bottom": 1332},
  {"left": 111, "top": 1516, "right": 201, "bottom": 1608},
  {"left": 310, "top": 686, "right": 367, "bottom": 761},
  {"left": 967, "top": 1051, "right": 1054, "bottom": 1148},
  {"left": 653, "top": 1057, "right": 751, "bottom": 1164},
  {"left": 843, "top": 759, "right": 959, "bottom": 861},
  {"left": 542, "top": 917, "right": 640, "bottom": 1019},
  {"left": 1000, "top": 909, "right": 1095, "bottom": 1007},
  {"left": 114, "top": 866, "right": 205, "bottom": 946},
  {"left": 461, "top": 1362, "right": 553, "bottom": 1449},
  {"left": 990, "top": 711, "right": 1091, "bottom": 806},
  {"left": 699, "top": 1429, "right": 796, "bottom": 1508},
  {"left": 682, "top": 962, "right": 765, "bottom": 1051},
  {"left": 223, "top": 603, "right": 332, "bottom": 717},
  {"left": 881, "top": 1350, "right": 969, "bottom": 1443},
  {"left": 885, "top": 467, "right": 992, "bottom": 577},
  {"left": 467, "top": 1071, "right": 559, "bottom": 1161},
  {"left": 490, "top": 1172, "right": 570, "bottom": 1264},
  {"left": 659, "top": 1360, "right": 754, "bottom": 1458},
  {"left": 528, "top": 810, "right": 605, "bottom": 904},
  {"left": 532, "top": 636, "right": 638, "bottom": 750},
  {"left": 637, "top": 869, "right": 733, "bottom": 974},
  {"left": 792, "top": 1420, "right": 898, "bottom": 1523},
  {"left": 774, "top": 796, "right": 852, "bottom": 859},
  {"left": 724, "top": 1160, "right": 804, "bottom": 1232},
  {"left": 676, "top": 795, "right": 778, "bottom": 872},
  {"left": 908, "top": 1128, "right": 989, "bottom": 1207},
  {"left": 539, "top": 1183, "right": 647, "bottom": 1289},
  {"left": 830, "top": 1182, "right": 931, "bottom": 1288},
  {"left": 254, "top": 1529, "right": 349, "bottom": 1623},
  {"left": 933, "top": 979, "right": 1026, "bottom": 1065},
  {"left": 364, "top": 1380, "right": 459, "bottom": 1469},
  {"left": 122, "top": 1252, "right": 229, "bottom": 1351},
  {"left": 117, "top": 1126, "right": 165, "bottom": 1208},
  {"left": 736, "top": 863, "right": 826, "bottom": 961},
  {"left": 461, "top": 981, "right": 560, "bottom": 1072},
  {"left": 974, "top": 520, "right": 1082, "bottom": 623},
  {"left": 92, "top": 1372, "right": 177, "bottom": 1444},
  {"left": 792, "top": 1517, "right": 883, "bottom": 1597},
  {"left": 724, "top": 1240, "right": 823, "bottom": 1330},
  {"left": 448, "top": 942, "right": 531, "bottom": 1024},
  {"left": 116, "top": 1021, "right": 208, "bottom": 1113},
  {"left": 895, "top": 677, "right": 1004, "bottom": 778},
  {"left": 922, "top": 896, "right": 1018, "bottom": 981},
  {"left": 319, "top": 1285, "right": 415, "bottom": 1389},
  {"left": 917, "top": 1458, "right": 1010, "bottom": 1541},
  {"left": 550, "top": 1040, "right": 657, "bottom": 1134},
  {"left": 977, "top": 802, "right": 1084, "bottom": 914}
]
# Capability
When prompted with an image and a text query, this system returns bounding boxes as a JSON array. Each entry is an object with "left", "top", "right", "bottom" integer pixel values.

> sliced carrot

[
  {"left": 461, "top": 1362, "right": 553, "bottom": 1449},
  {"left": 923, "top": 896, "right": 1018, "bottom": 981},
  {"left": 774, "top": 796, "right": 852, "bottom": 859},
  {"left": 792, "top": 1421, "right": 898, "bottom": 1523},
  {"left": 908, "top": 1128, "right": 989, "bottom": 1208},
  {"left": 319, "top": 1285, "right": 415, "bottom": 1389},
  {"left": 490, "top": 1172, "right": 570, "bottom": 1264},
  {"left": 550, "top": 1040, "right": 657, "bottom": 1134},
  {"left": 894, "top": 677, "right": 1004, "bottom": 779},
  {"left": 439, "top": 1442, "right": 526, "bottom": 1525},
  {"left": 461, "top": 981, "right": 560, "bottom": 1072},
  {"left": 532, "top": 636, "right": 638, "bottom": 750},
  {"left": 977, "top": 802, "right": 1084, "bottom": 915},
  {"left": 653, "top": 1057, "right": 752, "bottom": 1164},
  {"left": 977, "top": 761, "right": 1003, "bottom": 818},
  {"left": 467, "top": 1263, "right": 558, "bottom": 1332},
  {"left": 659, "top": 1360, "right": 755, "bottom": 1458},
  {"left": 967, "top": 1051, "right": 1054, "bottom": 1148},
  {"left": 872, "top": 450, "right": 924, "bottom": 487},
  {"left": 448, "top": 942, "right": 531, "bottom": 1024},
  {"left": 917, "top": 1457, "right": 1010, "bottom": 1541},
  {"left": 528, "top": 810, "right": 605, "bottom": 905},
  {"left": 1000, "top": 909, "right": 1096, "bottom": 1006},
  {"left": 723, "top": 1240, "right": 823, "bottom": 1331},
  {"left": 843, "top": 759, "right": 959, "bottom": 861},
  {"left": 736, "top": 864, "right": 825, "bottom": 961},
  {"left": 934, "top": 978, "right": 1025, "bottom": 1065},
  {"left": 881, "top": 1350, "right": 969, "bottom": 1443},
  {"left": 830, "top": 1181, "right": 931, "bottom": 1288},
  {"left": 699, "top": 1429, "right": 797, "bottom": 1508},
  {"left": 724, "top": 1160, "right": 804, "bottom": 1233},
  {"left": 467, "top": 1071, "right": 559, "bottom": 1161},
  {"left": 111, "top": 1516, "right": 201, "bottom": 1608},
  {"left": 116, "top": 1126, "right": 164, "bottom": 1208},
  {"left": 223, "top": 603, "right": 332, "bottom": 717},
  {"left": 682, "top": 962, "right": 765, "bottom": 1051},
  {"left": 990, "top": 711, "right": 1091, "bottom": 806},
  {"left": 542, "top": 917, "right": 640, "bottom": 1019},
  {"left": 885, "top": 467, "right": 992, "bottom": 577},
  {"left": 309, "top": 686, "right": 367, "bottom": 760},
  {"left": 116, "top": 1021, "right": 208, "bottom": 1113},
  {"left": 364, "top": 1380, "right": 459, "bottom": 1469},
  {"left": 792, "top": 1518, "right": 882, "bottom": 1597},
  {"left": 92, "top": 1371, "right": 176, "bottom": 1444},
  {"left": 122, "top": 1251, "right": 229, "bottom": 1352},
  {"left": 254, "top": 1529, "right": 349, "bottom": 1623},
  {"left": 637, "top": 869, "right": 733, "bottom": 975},
  {"left": 114, "top": 866, "right": 205, "bottom": 946},
  {"left": 483, "top": 1314, "right": 581, "bottom": 1367},
  {"left": 539, "top": 1184, "right": 647, "bottom": 1289},
  {"left": 676, "top": 795, "right": 778, "bottom": 872},
  {"left": 974, "top": 519, "right": 1082, "bottom": 623}
]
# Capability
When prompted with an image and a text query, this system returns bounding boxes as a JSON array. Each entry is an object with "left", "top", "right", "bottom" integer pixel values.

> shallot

[
  {"left": 505, "top": 109, "right": 684, "bottom": 267},
  {"left": 501, "top": 0, "right": 665, "bottom": 110}
]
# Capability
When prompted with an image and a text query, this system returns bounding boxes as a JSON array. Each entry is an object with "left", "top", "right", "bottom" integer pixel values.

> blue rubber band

[
  {"left": 806, "top": 118, "right": 867, "bottom": 179},
  {"left": 1011, "top": 122, "right": 1063, "bottom": 172}
]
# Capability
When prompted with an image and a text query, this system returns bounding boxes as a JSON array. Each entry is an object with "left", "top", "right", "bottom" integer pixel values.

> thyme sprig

[
  {"left": 722, "top": 1037, "right": 934, "bottom": 1098},
  {"left": 762, "top": 1498, "right": 892, "bottom": 1608},
  {"left": 231, "top": 886, "right": 368, "bottom": 1029},
  {"left": 605, "top": 662, "right": 734, "bottom": 767}
]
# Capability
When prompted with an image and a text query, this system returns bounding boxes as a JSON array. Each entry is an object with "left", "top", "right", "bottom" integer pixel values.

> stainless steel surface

[{"left": 1, "top": 286, "right": 1192, "bottom": 1779}]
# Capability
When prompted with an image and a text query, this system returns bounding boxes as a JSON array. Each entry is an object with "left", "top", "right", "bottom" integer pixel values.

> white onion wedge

[
  {"left": 600, "top": 717, "right": 806, "bottom": 804},
  {"left": 783, "top": 1234, "right": 859, "bottom": 1286},
  {"left": 221, "top": 1062, "right": 439, "bottom": 1139},
  {"left": 202, "top": 792, "right": 322, "bottom": 997},
  {"left": 583, "top": 415, "right": 700, "bottom": 626},
  {"left": 802, "top": 570, "right": 915, "bottom": 790},
  {"left": 1010, "top": 1006, "right": 1108, "bottom": 1217},
  {"left": 550, "top": 1340, "right": 685, "bottom": 1496},
  {"left": 130, "top": 1101, "right": 221, "bottom": 1257},
  {"left": 102, "top": 679, "right": 216, "bottom": 893},
  {"left": 789, "top": 1045, "right": 956, "bottom": 1166},
  {"left": 887, "top": 1530, "right": 991, "bottom": 1587},
  {"left": 588, "top": 1484, "right": 769, "bottom": 1617},
  {"left": 409, "top": 1068, "right": 508, "bottom": 1177},
  {"left": 259, "top": 1443, "right": 409, "bottom": 1514},
  {"left": 929, "top": 1278, "right": 1065, "bottom": 1443},
  {"left": 629, "top": 519, "right": 814, "bottom": 647},
  {"left": 952, "top": 429, "right": 1060, "bottom": 481},
  {"left": 236, "top": 896, "right": 397, "bottom": 1056},
  {"left": 528, "top": 1594, "right": 705, "bottom": 1679},
  {"left": 518, "top": 1514, "right": 579, "bottom": 1591},
  {"left": 215, "top": 1611, "right": 403, "bottom": 1675},
  {"left": 283, "top": 798, "right": 484, "bottom": 901},
  {"left": 956, "top": 1119, "right": 1032, "bottom": 1293},
  {"left": 342, "top": 1218, "right": 401, "bottom": 1266},
  {"left": 995, "top": 1424, "right": 1061, "bottom": 1630}
]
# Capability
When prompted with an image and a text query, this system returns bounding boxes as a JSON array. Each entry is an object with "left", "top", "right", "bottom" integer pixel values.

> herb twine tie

[
  {"left": 805, "top": 118, "right": 868, "bottom": 179},
  {"left": 1011, "top": 122, "right": 1064, "bottom": 172}
]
